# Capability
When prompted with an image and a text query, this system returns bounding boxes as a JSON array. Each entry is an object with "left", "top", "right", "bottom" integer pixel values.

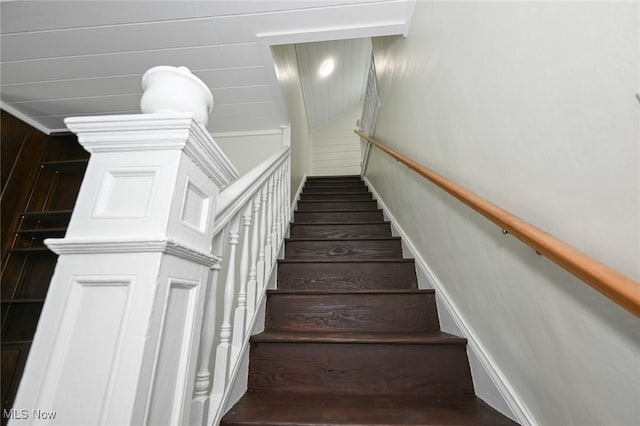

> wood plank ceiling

[{"left": 0, "top": 1, "right": 414, "bottom": 134}]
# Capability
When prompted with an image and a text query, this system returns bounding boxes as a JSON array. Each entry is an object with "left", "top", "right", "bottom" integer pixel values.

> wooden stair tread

[
  {"left": 300, "top": 191, "right": 371, "bottom": 195},
  {"left": 295, "top": 209, "right": 380, "bottom": 213},
  {"left": 252, "top": 331, "right": 466, "bottom": 345},
  {"left": 279, "top": 258, "right": 414, "bottom": 264},
  {"left": 290, "top": 221, "right": 390, "bottom": 226},
  {"left": 299, "top": 193, "right": 373, "bottom": 201},
  {"left": 297, "top": 200, "right": 375, "bottom": 203},
  {"left": 268, "top": 289, "right": 434, "bottom": 295},
  {"left": 306, "top": 175, "right": 361, "bottom": 179},
  {"left": 285, "top": 236, "right": 400, "bottom": 242},
  {"left": 222, "top": 392, "right": 517, "bottom": 425}
]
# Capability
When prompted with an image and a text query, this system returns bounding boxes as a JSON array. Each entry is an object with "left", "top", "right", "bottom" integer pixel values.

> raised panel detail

[
  {"left": 93, "top": 169, "right": 156, "bottom": 218},
  {"left": 146, "top": 279, "right": 198, "bottom": 426},
  {"left": 181, "top": 179, "right": 210, "bottom": 234},
  {"left": 38, "top": 277, "right": 132, "bottom": 424}
]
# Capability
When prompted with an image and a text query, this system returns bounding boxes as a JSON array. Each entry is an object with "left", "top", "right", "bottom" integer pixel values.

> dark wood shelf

[
  {"left": 7, "top": 247, "right": 51, "bottom": 253},
  {"left": 14, "top": 228, "right": 66, "bottom": 237},
  {"left": 40, "top": 159, "right": 88, "bottom": 172},
  {"left": 21, "top": 210, "right": 72, "bottom": 223},
  {"left": 1, "top": 299, "right": 45, "bottom": 304}
]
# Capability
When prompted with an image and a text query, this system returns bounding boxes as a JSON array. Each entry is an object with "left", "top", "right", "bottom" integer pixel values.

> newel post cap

[{"left": 140, "top": 66, "right": 214, "bottom": 126}]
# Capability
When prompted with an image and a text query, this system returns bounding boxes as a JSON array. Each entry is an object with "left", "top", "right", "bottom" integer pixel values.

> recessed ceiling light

[{"left": 319, "top": 59, "right": 335, "bottom": 78}]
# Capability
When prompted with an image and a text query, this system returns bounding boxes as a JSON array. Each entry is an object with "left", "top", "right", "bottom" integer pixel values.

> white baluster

[
  {"left": 286, "top": 158, "right": 291, "bottom": 224},
  {"left": 264, "top": 175, "right": 274, "bottom": 269},
  {"left": 246, "top": 190, "right": 262, "bottom": 330},
  {"left": 278, "top": 165, "right": 285, "bottom": 243},
  {"left": 271, "top": 168, "right": 279, "bottom": 246},
  {"left": 269, "top": 171, "right": 280, "bottom": 267},
  {"left": 257, "top": 183, "right": 268, "bottom": 292},
  {"left": 286, "top": 156, "right": 291, "bottom": 223},
  {"left": 211, "top": 213, "right": 240, "bottom": 399},
  {"left": 279, "top": 165, "right": 287, "bottom": 241},
  {"left": 231, "top": 202, "right": 252, "bottom": 361},
  {"left": 191, "top": 233, "right": 224, "bottom": 426}
]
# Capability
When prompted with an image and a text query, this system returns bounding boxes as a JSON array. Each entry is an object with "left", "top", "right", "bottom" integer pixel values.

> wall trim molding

[
  {"left": 45, "top": 237, "right": 219, "bottom": 267},
  {"left": 291, "top": 174, "right": 307, "bottom": 213},
  {"left": 364, "top": 176, "right": 536, "bottom": 426},
  {"left": 1, "top": 101, "right": 52, "bottom": 135},
  {"left": 210, "top": 129, "right": 282, "bottom": 138}
]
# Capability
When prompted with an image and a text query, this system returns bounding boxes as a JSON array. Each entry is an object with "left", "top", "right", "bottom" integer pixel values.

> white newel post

[{"left": 10, "top": 67, "right": 239, "bottom": 426}]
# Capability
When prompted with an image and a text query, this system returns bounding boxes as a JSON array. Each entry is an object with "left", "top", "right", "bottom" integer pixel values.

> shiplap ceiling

[
  {"left": 296, "top": 38, "right": 372, "bottom": 131},
  {"left": 0, "top": 0, "right": 414, "bottom": 134}
]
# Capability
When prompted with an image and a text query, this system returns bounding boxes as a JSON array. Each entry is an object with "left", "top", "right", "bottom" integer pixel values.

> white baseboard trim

[
  {"left": 364, "top": 176, "right": 536, "bottom": 426},
  {"left": 291, "top": 174, "right": 307, "bottom": 213}
]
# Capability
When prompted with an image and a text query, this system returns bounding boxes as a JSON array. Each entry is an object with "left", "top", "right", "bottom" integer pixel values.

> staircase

[
  {"left": 222, "top": 176, "right": 516, "bottom": 425},
  {"left": 1, "top": 129, "right": 89, "bottom": 420}
]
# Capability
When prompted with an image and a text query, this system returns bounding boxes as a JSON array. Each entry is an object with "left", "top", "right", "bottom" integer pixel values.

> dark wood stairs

[{"left": 221, "top": 176, "right": 517, "bottom": 425}]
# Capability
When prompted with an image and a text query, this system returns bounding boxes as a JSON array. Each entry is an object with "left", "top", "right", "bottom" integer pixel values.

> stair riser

[
  {"left": 303, "top": 187, "right": 370, "bottom": 194},
  {"left": 249, "top": 342, "right": 474, "bottom": 396},
  {"left": 278, "top": 261, "right": 418, "bottom": 291},
  {"left": 285, "top": 239, "right": 403, "bottom": 260},
  {"left": 265, "top": 292, "right": 440, "bottom": 333},
  {"left": 299, "top": 193, "right": 373, "bottom": 201},
  {"left": 296, "top": 201, "right": 377, "bottom": 211},
  {"left": 289, "top": 223, "right": 392, "bottom": 239},
  {"left": 294, "top": 211, "right": 383, "bottom": 224}
]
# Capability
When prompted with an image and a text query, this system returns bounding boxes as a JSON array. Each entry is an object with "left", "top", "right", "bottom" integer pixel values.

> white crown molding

[
  {"left": 1, "top": 101, "right": 52, "bottom": 135},
  {"left": 363, "top": 176, "right": 536, "bottom": 426},
  {"left": 64, "top": 112, "right": 239, "bottom": 187},
  {"left": 45, "top": 237, "right": 219, "bottom": 267}
]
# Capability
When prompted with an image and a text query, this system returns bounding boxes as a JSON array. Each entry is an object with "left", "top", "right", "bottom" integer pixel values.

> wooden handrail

[{"left": 355, "top": 130, "right": 640, "bottom": 317}]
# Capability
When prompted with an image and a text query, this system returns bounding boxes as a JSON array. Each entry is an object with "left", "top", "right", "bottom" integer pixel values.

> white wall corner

[{"left": 364, "top": 176, "right": 535, "bottom": 426}]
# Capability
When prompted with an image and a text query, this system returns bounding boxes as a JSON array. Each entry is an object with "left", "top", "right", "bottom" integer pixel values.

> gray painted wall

[{"left": 366, "top": 2, "right": 640, "bottom": 425}]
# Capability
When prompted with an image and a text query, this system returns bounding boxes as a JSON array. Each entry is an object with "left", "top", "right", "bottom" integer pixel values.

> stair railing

[
  {"left": 357, "top": 54, "right": 380, "bottom": 177},
  {"left": 355, "top": 130, "right": 640, "bottom": 317},
  {"left": 192, "top": 146, "right": 291, "bottom": 426}
]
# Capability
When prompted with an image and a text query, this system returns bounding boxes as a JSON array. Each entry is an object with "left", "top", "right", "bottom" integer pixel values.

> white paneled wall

[
  {"left": 296, "top": 38, "right": 371, "bottom": 131},
  {"left": 311, "top": 104, "right": 362, "bottom": 176}
]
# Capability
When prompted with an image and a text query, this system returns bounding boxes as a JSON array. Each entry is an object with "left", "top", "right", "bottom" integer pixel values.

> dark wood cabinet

[{"left": 1, "top": 111, "right": 88, "bottom": 421}]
